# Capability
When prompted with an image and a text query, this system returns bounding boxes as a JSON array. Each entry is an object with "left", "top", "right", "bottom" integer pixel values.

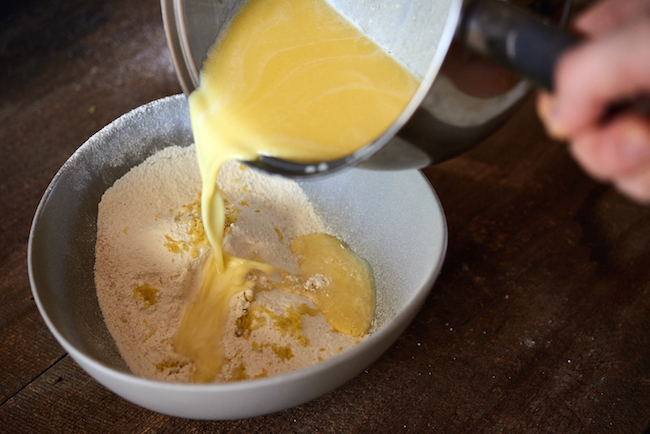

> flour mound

[{"left": 94, "top": 145, "right": 361, "bottom": 382}]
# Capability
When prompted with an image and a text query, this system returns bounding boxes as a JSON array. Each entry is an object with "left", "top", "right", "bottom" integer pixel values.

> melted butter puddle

[{"left": 176, "top": 0, "right": 418, "bottom": 382}]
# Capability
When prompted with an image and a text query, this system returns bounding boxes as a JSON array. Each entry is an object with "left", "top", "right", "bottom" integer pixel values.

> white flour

[{"left": 95, "top": 145, "right": 361, "bottom": 382}]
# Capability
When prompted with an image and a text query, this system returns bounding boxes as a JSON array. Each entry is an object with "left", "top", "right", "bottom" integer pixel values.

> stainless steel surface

[{"left": 161, "top": 0, "right": 562, "bottom": 177}]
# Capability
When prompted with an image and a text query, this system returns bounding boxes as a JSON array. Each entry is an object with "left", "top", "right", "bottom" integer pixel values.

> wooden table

[{"left": 2, "top": 0, "right": 649, "bottom": 432}]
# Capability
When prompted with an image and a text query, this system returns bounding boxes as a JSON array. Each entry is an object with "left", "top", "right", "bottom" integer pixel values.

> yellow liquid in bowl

[{"left": 178, "top": 0, "right": 419, "bottom": 382}]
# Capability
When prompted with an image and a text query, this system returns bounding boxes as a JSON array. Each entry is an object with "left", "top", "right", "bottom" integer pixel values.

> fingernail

[
  {"left": 536, "top": 93, "right": 553, "bottom": 122},
  {"left": 537, "top": 94, "right": 566, "bottom": 139},
  {"left": 547, "top": 106, "right": 567, "bottom": 139}
]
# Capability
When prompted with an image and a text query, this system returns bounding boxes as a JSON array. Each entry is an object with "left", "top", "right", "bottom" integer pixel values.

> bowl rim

[{"left": 27, "top": 94, "right": 448, "bottom": 395}]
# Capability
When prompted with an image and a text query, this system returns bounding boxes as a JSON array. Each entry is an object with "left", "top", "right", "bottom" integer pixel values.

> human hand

[{"left": 537, "top": 0, "right": 650, "bottom": 202}]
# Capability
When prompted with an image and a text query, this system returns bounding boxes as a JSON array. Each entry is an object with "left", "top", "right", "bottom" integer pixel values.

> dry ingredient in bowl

[{"left": 95, "top": 145, "right": 368, "bottom": 382}]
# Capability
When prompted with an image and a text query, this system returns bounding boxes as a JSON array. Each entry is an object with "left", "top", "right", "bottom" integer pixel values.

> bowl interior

[
  {"left": 30, "top": 96, "right": 195, "bottom": 372},
  {"left": 28, "top": 94, "right": 447, "bottom": 416}
]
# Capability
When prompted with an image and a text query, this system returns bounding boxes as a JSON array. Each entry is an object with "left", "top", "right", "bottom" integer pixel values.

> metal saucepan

[{"left": 161, "top": 0, "right": 576, "bottom": 177}]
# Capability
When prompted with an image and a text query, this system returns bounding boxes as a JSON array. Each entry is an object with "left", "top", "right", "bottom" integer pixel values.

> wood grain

[{"left": 1, "top": 0, "right": 649, "bottom": 432}]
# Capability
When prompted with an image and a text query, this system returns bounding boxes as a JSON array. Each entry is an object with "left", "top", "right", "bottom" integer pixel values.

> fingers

[
  {"left": 547, "top": 20, "right": 650, "bottom": 140},
  {"left": 570, "top": 115, "right": 650, "bottom": 202},
  {"left": 575, "top": 0, "right": 650, "bottom": 36},
  {"left": 540, "top": 91, "right": 650, "bottom": 203},
  {"left": 570, "top": 115, "right": 650, "bottom": 178}
]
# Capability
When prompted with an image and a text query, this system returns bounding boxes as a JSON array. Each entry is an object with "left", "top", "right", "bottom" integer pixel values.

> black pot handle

[{"left": 461, "top": 0, "right": 579, "bottom": 91}]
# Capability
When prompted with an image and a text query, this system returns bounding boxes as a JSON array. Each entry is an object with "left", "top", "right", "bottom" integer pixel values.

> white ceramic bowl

[{"left": 28, "top": 94, "right": 447, "bottom": 420}]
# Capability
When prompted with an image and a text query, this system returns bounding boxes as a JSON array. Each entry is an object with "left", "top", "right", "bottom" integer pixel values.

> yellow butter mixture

[{"left": 175, "top": 0, "right": 420, "bottom": 382}]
